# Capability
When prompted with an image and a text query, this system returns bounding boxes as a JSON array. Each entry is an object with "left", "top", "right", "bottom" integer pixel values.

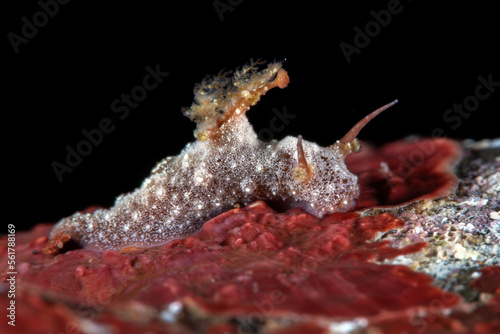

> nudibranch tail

[
  {"left": 333, "top": 99, "right": 399, "bottom": 155},
  {"left": 182, "top": 60, "right": 290, "bottom": 141}
]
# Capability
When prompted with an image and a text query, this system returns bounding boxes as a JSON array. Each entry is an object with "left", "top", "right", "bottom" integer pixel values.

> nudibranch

[{"left": 44, "top": 60, "right": 397, "bottom": 254}]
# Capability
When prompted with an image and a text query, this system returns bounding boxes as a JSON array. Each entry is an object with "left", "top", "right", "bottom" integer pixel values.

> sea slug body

[{"left": 44, "top": 60, "right": 397, "bottom": 254}]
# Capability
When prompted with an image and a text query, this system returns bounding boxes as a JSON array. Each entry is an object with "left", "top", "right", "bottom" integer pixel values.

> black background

[{"left": 5, "top": 1, "right": 499, "bottom": 230}]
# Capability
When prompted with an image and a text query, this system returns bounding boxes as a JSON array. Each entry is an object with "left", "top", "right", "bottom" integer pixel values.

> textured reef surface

[{"left": 1, "top": 137, "right": 499, "bottom": 333}]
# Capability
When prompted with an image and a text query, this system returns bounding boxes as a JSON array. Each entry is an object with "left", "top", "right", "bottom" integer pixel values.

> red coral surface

[
  {"left": 347, "top": 138, "right": 461, "bottom": 210},
  {"left": 1, "top": 202, "right": 456, "bottom": 333},
  {"left": 370, "top": 266, "right": 500, "bottom": 333},
  {"left": 1, "top": 138, "right": 470, "bottom": 333}
]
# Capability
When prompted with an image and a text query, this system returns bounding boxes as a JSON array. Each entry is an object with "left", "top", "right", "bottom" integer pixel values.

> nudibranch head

[
  {"left": 284, "top": 100, "right": 399, "bottom": 217},
  {"left": 287, "top": 135, "right": 361, "bottom": 217}
]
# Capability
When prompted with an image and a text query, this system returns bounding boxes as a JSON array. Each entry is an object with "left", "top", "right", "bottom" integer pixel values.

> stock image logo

[
  {"left": 212, "top": 0, "right": 244, "bottom": 21},
  {"left": 339, "top": 0, "right": 407, "bottom": 64},
  {"left": 51, "top": 64, "right": 169, "bottom": 182},
  {"left": 7, "top": 0, "right": 71, "bottom": 54}
]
